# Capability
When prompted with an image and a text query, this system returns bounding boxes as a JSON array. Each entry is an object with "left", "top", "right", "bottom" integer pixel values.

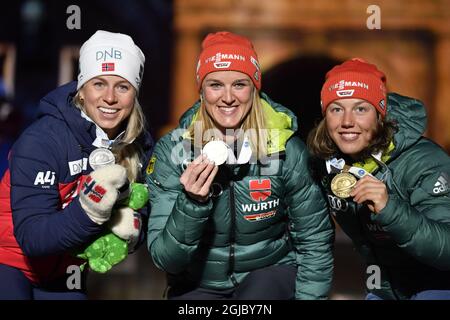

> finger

[
  {"left": 351, "top": 179, "right": 385, "bottom": 196},
  {"left": 188, "top": 164, "right": 218, "bottom": 198},
  {"left": 199, "top": 165, "right": 219, "bottom": 196},
  {"left": 192, "top": 162, "right": 216, "bottom": 189},
  {"left": 354, "top": 176, "right": 382, "bottom": 189},
  {"left": 192, "top": 154, "right": 207, "bottom": 165},
  {"left": 353, "top": 188, "right": 385, "bottom": 204},
  {"left": 188, "top": 161, "right": 211, "bottom": 184},
  {"left": 183, "top": 155, "right": 207, "bottom": 176}
]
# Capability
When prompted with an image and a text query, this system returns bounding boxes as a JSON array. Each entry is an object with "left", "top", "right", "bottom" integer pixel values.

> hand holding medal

[
  {"left": 350, "top": 175, "right": 388, "bottom": 214},
  {"left": 180, "top": 140, "right": 223, "bottom": 203},
  {"left": 328, "top": 158, "right": 388, "bottom": 214}
]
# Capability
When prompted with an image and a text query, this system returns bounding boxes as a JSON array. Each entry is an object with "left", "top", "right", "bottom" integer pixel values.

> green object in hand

[
  {"left": 77, "top": 182, "right": 148, "bottom": 273},
  {"left": 77, "top": 233, "right": 128, "bottom": 273},
  {"left": 126, "top": 182, "right": 149, "bottom": 210}
]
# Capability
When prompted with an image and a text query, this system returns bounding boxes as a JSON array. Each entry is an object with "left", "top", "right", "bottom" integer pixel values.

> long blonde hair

[
  {"left": 186, "top": 89, "right": 268, "bottom": 160},
  {"left": 73, "top": 92, "right": 146, "bottom": 183}
]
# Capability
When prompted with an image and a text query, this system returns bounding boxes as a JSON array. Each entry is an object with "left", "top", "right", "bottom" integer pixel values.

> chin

[{"left": 337, "top": 145, "right": 363, "bottom": 157}]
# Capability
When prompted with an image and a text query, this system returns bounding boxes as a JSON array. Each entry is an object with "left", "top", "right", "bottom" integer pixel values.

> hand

[
  {"left": 180, "top": 155, "right": 219, "bottom": 203},
  {"left": 108, "top": 207, "right": 141, "bottom": 251},
  {"left": 350, "top": 175, "right": 388, "bottom": 214},
  {"left": 79, "top": 164, "right": 128, "bottom": 224}
]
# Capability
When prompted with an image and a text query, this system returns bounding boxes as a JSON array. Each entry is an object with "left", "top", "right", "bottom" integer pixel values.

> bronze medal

[{"left": 331, "top": 172, "right": 357, "bottom": 198}]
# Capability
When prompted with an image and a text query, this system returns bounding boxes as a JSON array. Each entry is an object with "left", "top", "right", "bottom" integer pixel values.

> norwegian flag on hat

[{"left": 102, "top": 62, "right": 115, "bottom": 72}]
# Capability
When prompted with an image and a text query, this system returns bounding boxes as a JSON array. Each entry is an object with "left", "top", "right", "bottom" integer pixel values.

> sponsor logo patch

[
  {"left": 249, "top": 179, "right": 271, "bottom": 202},
  {"left": 433, "top": 173, "right": 449, "bottom": 195},
  {"left": 69, "top": 158, "right": 88, "bottom": 176},
  {"left": 214, "top": 61, "right": 231, "bottom": 69},
  {"left": 34, "top": 171, "right": 56, "bottom": 187},
  {"left": 244, "top": 210, "right": 276, "bottom": 222},
  {"left": 336, "top": 89, "right": 355, "bottom": 97}
]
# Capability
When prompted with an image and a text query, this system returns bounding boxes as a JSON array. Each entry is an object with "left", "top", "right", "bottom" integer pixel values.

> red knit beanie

[
  {"left": 320, "top": 58, "right": 387, "bottom": 117},
  {"left": 196, "top": 31, "right": 261, "bottom": 91}
]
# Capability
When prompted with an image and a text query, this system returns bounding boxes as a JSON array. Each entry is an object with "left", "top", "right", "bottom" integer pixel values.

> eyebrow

[
  {"left": 205, "top": 78, "right": 250, "bottom": 83},
  {"left": 93, "top": 77, "right": 130, "bottom": 85},
  {"left": 332, "top": 100, "right": 371, "bottom": 108}
]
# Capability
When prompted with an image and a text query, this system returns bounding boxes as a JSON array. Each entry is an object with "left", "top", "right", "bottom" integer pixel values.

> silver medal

[
  {"left": 89, "top": 148, "right": 116, "bottom": 170},
  {"left": 202, "top": 140, "right": 229, "bottom": 165}
]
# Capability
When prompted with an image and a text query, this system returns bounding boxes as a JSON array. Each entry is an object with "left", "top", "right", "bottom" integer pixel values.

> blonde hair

[
  {"left": 186, "top": 89, "right": 268, "bottom": 160},
  {"left": 73, "top": 92, "right": 146, "bottom": 183}
]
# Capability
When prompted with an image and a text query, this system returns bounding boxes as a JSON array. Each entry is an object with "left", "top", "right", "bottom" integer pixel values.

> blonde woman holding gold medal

[
  {"left": 146, "top": 31, "right": 333, "bottom": 300},
  {"left": 307, "top": 58, "right": 450, "bottom": 300}
]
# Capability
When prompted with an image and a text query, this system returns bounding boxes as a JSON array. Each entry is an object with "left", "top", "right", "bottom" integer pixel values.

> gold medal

[{"left": 331, "top": 172, "right": 357, "bottom": 198}]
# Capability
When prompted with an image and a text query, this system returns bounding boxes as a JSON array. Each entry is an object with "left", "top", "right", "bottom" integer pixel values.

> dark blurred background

[{"left": 1, "top": 0, "right": 449, "bottom": 300}]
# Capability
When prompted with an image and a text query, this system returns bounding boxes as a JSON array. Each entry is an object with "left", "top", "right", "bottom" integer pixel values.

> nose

[
  {"left": 103, "top": 87, "right": 117, "bottom": 105},
  {"left": 221, "top": 86, "right": 235, "bottom": 105},
  {"left": 341, "top": 110, "right": 354, "bottom": 128}
]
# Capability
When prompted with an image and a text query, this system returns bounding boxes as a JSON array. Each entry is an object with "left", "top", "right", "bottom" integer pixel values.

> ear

[{"left": 79, "top": 92, "right": 84, "bottom": 101}]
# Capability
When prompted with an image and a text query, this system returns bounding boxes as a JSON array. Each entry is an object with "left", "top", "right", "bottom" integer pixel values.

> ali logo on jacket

[
  {"left": 242, "top": 179, "right": 279, "bottom": 222},
  {"left": 34, "top": 171, "right": 56, "bottom": 188}
]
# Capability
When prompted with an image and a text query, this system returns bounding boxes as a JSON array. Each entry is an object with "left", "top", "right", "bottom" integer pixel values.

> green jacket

[
  {"left": 319, "top": 93, "right": 450, "bottom": 299},
  {"left": 146, "top": 93, "right": 334, "bottom": 299}
]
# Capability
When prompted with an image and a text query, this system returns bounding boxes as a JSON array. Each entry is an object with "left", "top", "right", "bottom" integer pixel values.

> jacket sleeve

[
  {"left": 283, "top": 137, "right": 334, "bottom": 300},
  {"left": 146, "top": 137, "right": 214, "bottom": 274},
  {"left": 10, "top": 125, "right": 103, "bottom": 257},
  {"left": 373, "top": 148, "right": 450, "bottom": 270}
]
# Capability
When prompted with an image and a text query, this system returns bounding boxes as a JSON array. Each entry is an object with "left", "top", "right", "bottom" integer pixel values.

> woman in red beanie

[
  {"left": 146, "top": 31, "right": 334, "bottom": 300},
  {"left": 308, "top": 58, "right": 450, "bottom": 300}
]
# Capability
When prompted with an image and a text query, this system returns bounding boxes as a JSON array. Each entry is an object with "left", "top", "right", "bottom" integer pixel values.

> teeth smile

[
  {"left": 340, "top": 133, "right": 359, "bottom": 140},
  {"left": 99, "top": 107, "right": 118, "bottom": 114},
  {"left": 219, "top": 106, "right": 237, "bottom": 114}
]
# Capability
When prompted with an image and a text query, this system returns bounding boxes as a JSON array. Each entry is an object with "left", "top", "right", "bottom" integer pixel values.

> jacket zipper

[{"left": 228, "top": 180, "right": 238, "bottom": 287}]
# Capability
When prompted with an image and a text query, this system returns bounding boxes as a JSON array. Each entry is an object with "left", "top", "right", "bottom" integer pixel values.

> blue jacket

[{"left": 0, "top": 81, "right": 153, "bottom": 283}]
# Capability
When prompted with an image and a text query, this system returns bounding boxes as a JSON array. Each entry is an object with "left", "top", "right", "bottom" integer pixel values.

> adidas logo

[{"left": 433, "top": 174, "right": 449, "bottom": 194}]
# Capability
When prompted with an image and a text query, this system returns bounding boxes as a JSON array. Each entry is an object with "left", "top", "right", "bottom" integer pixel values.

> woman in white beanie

[{"left": 0, "top": 30, "right": 153, "bottom": 299}]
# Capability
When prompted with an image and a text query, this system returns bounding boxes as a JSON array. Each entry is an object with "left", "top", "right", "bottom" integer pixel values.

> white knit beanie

[{"left": 77, "top": 30, "right": 145, "bottom": 91}]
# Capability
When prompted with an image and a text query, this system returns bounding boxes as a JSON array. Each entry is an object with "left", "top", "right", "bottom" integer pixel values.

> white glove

[
  {"left": 79, "top": 164, "right": 128, "bottom": 224},
  {"left": 108, "top": 207, "right": 142, "bottom": 251}
]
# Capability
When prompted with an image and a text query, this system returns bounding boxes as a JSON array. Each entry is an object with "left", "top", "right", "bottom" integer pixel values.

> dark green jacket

[
  {"left": 146, "top": 93, "right": 334, "bottom": 299},
  {"left": 319, "top": 93, "right": 450, "bottom": 299}
]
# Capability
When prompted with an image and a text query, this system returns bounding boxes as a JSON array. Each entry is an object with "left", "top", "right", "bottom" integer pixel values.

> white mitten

[
  {"left": 79, "top": 164, "right": 128, "bottom": 224},
  {"left": 108, "top": 207, "right": 141, "bottom": 251}
]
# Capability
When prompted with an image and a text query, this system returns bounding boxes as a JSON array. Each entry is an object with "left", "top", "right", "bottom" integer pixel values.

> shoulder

[
  {"left": 147, "top": 130, "right": 186, "bottom": 181},
  {"left": 390, "top": 137, "right": 450, "bottom": 190},
  {"left": 282, "top": 135, "right": 314, "bottom": 179},
  {"left": 284, "top": 135, "right": 310, "bottom": 165},
  {"left": 394, "top": 137, "right": 449, "bottom": 172},
  {"left": 12, "top": 117, "right": 71, "bottom": 156},
  {"left": 152, "top": 129, "right": 183, "bottom": 157}
]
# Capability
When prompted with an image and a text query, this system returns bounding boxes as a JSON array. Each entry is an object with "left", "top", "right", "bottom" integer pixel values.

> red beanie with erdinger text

[
  {"left": 196, "top": 31, "right": 261, "bottom": 91},
  {"left": 320, "top": 58, "right": 387, "bottom": 117}
]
